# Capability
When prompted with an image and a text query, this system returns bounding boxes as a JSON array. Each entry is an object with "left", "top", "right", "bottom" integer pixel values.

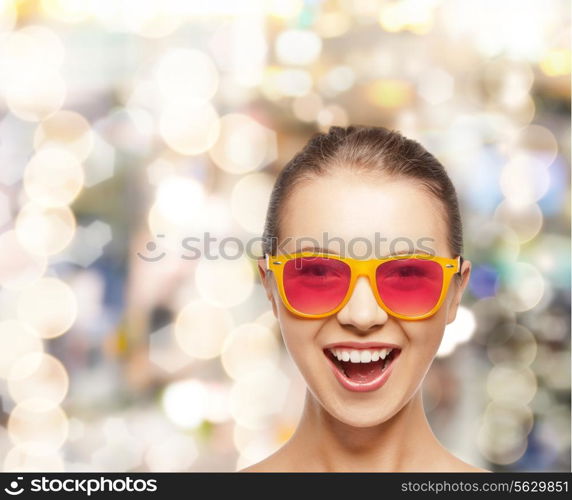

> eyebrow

[
  {"left": 383, "top": 249, "right": 433, "bottom": 258},
  {"left": 297, "top": 246, "right": 340, "bottom": 255},
  {"left": 295, "top": 246, "right": 434, "bottom": 257}
]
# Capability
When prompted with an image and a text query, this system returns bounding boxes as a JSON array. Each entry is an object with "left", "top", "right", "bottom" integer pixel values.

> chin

[
  {"left": 327, "top": 406, "right": 399, "bottom": 428},
  {"left": 306, "top": 382, "right": 408, "bottom": 428}
]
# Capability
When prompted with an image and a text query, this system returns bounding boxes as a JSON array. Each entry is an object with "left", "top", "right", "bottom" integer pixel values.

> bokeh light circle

[
  {"left": 230, "top": 173, "right": 274, "bottom": 234},
  {"left": 275, "top": 29, "right": 322, "bottom": 66},
  {"left": 155, "top": 48, "right": 219, "bottom": 103},
  {"left": 4, "top": 444, "right": 65, "bottom": 472},
  {"left": 0, "top": 320, "right": 43, "bottom": 379},
  {"left": 496, "top": 261, "right": 545, "bottom": 312},
  {"left": 195, "top": 256, "right": 255, "bottom": 308},
  {"left": 493, "top": 201, "right": 543, "bottom": 244},
  {"left": 229, "top": 364, "right": 290, "bottom": 429},
  {"left": 499, "top": 153, "right": 550, "bottom": 208},
  {"left": 221, "top": 323, "right": 280, "bottom": 380},
  {"left": 34, "top": 110, "right": 94, "bottom": 161},
  {"left": 159, "top": 102, "right": 220, "bottom": 155},
  {"left": 8, "top": 352, "right": 69, "bottom": 410},
  {"left": 175, "top": 300, "right": 234, "bottom": 360},
  {"left": 486, "top": 324, "right": 537, "bottom": 367},
  {"left": 15, "top": 203, "right": 76, "bottom": 256},
  {"left": 40, "top": 0, "right": 91, "bottom": 24},
  {"left": 0, "top": 25, "right": 65, "bottom": 73},
  {"left": 17, "top": 277, "right": 78, "bottom": 338},
  {"left": 144, "top": 434, "right": 198, "bottom": 472},
  {"left": 23, "top": 147, "right": 84, "bottom": 207},
  {"left": 437, "top": 306, "right": 476, "bottom": 357},
  {"left": 147, "top": 176, "right": 206, "bottom": 250},
  {"left": 508, "top": 124, "right": 558, "bottom": 167},
  {"left": 7, "top": 401, "right": 69, "bottom": 451},
  {"left": 486, "top": 363, "right": 537, "bottom": 405},
  {"left": 209, "top": 114, "right": 277, "bottom": 174},
  {"left": 161, "top": 379, "right": 208, "bottom": 429},
  {"left": 153, "top": 176, "right": 205, "bottom": 228},
  {"left": 0, "top": 230, "right": 47, "bottom": 290},
  {"left": 5, "top": 68, "right": 66, "bottom": 122}
]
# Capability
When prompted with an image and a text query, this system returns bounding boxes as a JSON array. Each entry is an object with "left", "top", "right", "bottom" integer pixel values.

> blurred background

[{"left": 0, "top": 0, "right": 570, "bottom": 472}]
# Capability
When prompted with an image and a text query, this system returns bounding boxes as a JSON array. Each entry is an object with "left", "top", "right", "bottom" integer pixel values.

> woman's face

[{"left": 258, "top": 170, "right": 471, "bottom": 427}]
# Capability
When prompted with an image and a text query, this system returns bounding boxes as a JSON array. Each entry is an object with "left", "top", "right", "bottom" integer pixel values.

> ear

[
  {"left": 257, "top": 257, "right": 278, "bottom": 318},
  {"left": 446, "top": 259, "right": 471, "bottom": 325}
]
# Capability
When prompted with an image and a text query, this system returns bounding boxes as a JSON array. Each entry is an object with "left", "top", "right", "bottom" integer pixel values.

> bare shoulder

[
  {"left": 445, "top": 456, "right": 491, "bottom": 473},
  {"left": 239, "top": 460, "right": 275, "bottom": 473},
  {"left": 238, "top": 449, "right": 293, "bottom": 472},
  {"left": 455, "top": 463, "right": 492, "bottom": 473},
  {"left": 427, "top": 443, "right": 490, "bottom": 473}
]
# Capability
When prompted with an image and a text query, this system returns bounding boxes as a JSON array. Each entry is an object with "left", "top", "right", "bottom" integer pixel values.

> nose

[{"left": 336, "top": 276, "right": 389, "bottom": 332}]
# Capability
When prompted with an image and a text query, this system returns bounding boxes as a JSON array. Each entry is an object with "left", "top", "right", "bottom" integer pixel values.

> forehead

[{"left": 279, "top": 171, "right": 450, "bottom": 257}]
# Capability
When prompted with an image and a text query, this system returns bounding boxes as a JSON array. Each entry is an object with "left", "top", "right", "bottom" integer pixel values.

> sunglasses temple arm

[{"left": 457, "top": 255, "right": 464, "bottom": 274}]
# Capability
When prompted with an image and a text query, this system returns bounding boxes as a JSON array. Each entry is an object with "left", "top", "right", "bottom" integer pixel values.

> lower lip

[{"left": 324, "top": 350, "right": 400, "bottom": 393}]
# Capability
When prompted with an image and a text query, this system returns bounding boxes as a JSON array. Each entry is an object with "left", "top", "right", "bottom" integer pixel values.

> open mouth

[{"left": 324, "top": 346, "right": 401, "bottom": 391}]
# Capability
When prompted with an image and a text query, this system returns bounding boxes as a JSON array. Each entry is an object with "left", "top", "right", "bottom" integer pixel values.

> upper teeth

[{"left": 329, "top": 348, "right": 394, "bottom": 363}]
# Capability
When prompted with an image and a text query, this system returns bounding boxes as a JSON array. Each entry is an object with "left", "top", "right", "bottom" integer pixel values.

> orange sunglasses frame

[{"left": 264, "top": 252, "right": 463, "bottom": 321}]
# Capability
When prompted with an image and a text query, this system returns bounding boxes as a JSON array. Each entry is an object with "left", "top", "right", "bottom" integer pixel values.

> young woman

[{"left": 247, "top": 125, "right": 488, "bottom": 472}]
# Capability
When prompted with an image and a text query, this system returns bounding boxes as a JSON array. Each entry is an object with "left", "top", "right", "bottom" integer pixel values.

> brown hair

[{"left": 262, "top": 125, "right": 464, "bottom": 272}]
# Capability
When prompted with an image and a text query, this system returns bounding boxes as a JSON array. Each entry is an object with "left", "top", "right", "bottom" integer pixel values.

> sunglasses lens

[
  {"left": 283, "top": 257, "right": 351, "bottom": 315},
  {"left": 376, "top": 259, "right": 443, "bottom": 317}
]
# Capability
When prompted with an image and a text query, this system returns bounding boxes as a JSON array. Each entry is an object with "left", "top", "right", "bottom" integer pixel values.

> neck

[{"left": 284, "top": 389, "right": 446, "bottom": 472}]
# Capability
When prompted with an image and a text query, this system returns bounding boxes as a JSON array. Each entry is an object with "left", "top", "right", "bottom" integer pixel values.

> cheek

[
  {"left": 276, "top": 304, "right": 316, "bottom": 354},
  {"left": 402, "top": 312, "right": 448, "bottom": 359},
  {"left": 274, "top": 302, "right": 327, "bottom": 374}
]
